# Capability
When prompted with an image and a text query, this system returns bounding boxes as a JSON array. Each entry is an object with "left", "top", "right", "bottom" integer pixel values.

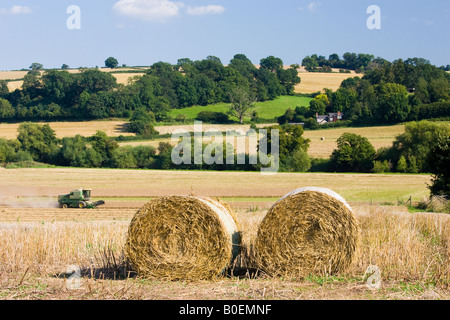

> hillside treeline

[
  {"left": 0, "top": 55, "right": 300, "bottom": 122},
  {"left": 279, "top": 57, "right": 450, "bottom": 127},
  {"left": 302, "top": 52, "right": 376, "bottom": 72}
]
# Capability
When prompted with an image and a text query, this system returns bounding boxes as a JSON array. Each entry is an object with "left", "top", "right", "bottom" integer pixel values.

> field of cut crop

[
  {"left": 295, "top": 71, "right": 357, "bottom": 94},
  {"left": 0, "top": 167, "right": 432, "bottom": 205},
  {"left": 0, "top": 120, "right": 134, "bottom": 140},
  {"left": 119, "top": 123, "right": 406, "bottom": 159},
  {"left": 0, "top": 167, "right": 448, "bottom": 301},
  {"left": 0, "top": 68, "right": 147, "bottom": 91}
]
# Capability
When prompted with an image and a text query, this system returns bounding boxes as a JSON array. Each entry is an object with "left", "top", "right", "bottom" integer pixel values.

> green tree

[
  {"left": 309, "top": 99, "right": 327, "bottom": 117},
  {"left": 42, "top": 70, "right": 73, "bottom": 102},
  {"left": 407, "top": 155, "right": 419, "bottom": 174},
  {"left": 372, "top": 160, "right": 390, "bottom": 173},
  {"left": 392, "top": 121, "right": 450, "bottom": 173},
  {"left": 155, "top": 142, "right": 174, "bottom": 170},
  {"left": 29, "top": 63, "right": 43, "bottom": 71},
  {"left": 277, "top": 67, "right": 301, "bottom": 95},
  {"left": 228, "top": 86, "right": 257, "bottom": 124},
  {"left": 105, "top": 57, "right": 119, "bottom": 69},
  {"left": 260, "top": 56, "right": 283, "bottom": 73},
  {"left": 60, "top": 135, "right": 102, "bottom": 168},
  {"left": 302, "top": 56, "right": 319, "bottom": 71},
  {"left": 17, "top": 123, "right": 59, "bottom": 162},
  {"left": 0, "top": 138, "right": 18, "bottom": 163},
  {"left": 261, "top": 124, "right": 310, "bottom": 158},
  {"left": 396, "top": 155, "right": 408, "bottom": 173},
  {"left": 0, "top": 81, "right": 9, "bottom": 97},
  {"left": 90, "top": 131, "right": 119, "bottom": 164},
  {"left": 283, "top": 147, "right": 311, "bottom": 172},
  {"left": 0, "top": 98, "right": 15, "bottom": 120},
  {"left": 132, "top": 145, "right": 156, "bottom": 169},
  {"left": 330, "top": 87, "right": 357, "bottom": 115},
  {"left": 111, "top": 146, "right": 138, "bottom": 169},
  {"left": 428, "top": 133, "right": 450, "bottom": 197},
  {"left": 128, "top": 109, "right": 159, "bottom": 136},
  {"left": 376, "top": 83, "right": 410, "bottom": 123},
  {"left": 330, "top": 133, "right": 376, "bottom": 172},
  {"left": 76, "top": 69, "right": 117, "bottom": 94}
]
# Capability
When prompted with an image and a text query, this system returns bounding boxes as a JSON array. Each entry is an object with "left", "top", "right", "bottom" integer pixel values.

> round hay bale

[
  {"left": 125, "top": 196, "right": 240, "bottom": 280},
  {"left": 255, "top": 187, "right": 360, "bottom": 278}
]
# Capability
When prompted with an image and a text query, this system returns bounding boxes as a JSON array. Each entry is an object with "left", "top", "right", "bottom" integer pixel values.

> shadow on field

[
  {"left": 115, "top": 122, "right": 130, "bottom": 134},
  {"left": 54, "top": 263, "right": 137, "bottom": 281},
  {"left": 54, "top": 265, "right": 263, "bottom": 281}
]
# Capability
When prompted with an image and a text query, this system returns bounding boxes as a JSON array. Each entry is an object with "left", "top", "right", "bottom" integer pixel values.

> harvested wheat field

[
  {"left": 125, "top": 123, "right": 404, "bottom": 159},
  {"left": 0, "top": 69, "right": 146, "bottom": 91},
  {"left": 0, "top": 168, "right": 432, "bottom": 204},
  {"left": 0, "top": 202, "right": 448, "bottom": 300},
  {"left": 295, "top": 72, "right": 357, "bottom": 94},
  {"left": 0, "top": 70, "right": 29, "bottom": 80},
  {"left": 0, "top": 121, "right": 133, "bottom": 140},
  {"left": 303, "top": 124, "right": 406, "bottom": 159},
  {"left": 0, "top": 168, "right": 446, "bottom": 301}
]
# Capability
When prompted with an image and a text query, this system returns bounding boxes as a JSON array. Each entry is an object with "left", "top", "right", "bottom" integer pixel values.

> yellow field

[
  {"left": 0, "top": 121, "right": 134, "bottom": 140},
  {"left": 295, "top": 71, "right": 357, "bottom": 93},
  {"left": 0, "top": 168, "right": 432, "bottom": 204},
  {"left": 303, "top": 125, "right": 405, "bottom": 158},
  {"left": 0, "top": 168, "right": 448, "bottom": 300},
  {"left": 0, "top": 70, "right": 29, "bottom": 80},
  {"left": 0, "top": 68, "right": 147, "bottom": 91}
]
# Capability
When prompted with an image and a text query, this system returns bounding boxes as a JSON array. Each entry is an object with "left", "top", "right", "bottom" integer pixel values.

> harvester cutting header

[{"left": 58, "top": 188, "right": 105, "bottom": 209}]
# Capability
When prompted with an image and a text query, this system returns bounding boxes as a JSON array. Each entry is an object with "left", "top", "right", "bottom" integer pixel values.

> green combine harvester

[{"left": 58, "top": 188, "right": 105, "bottom": 209}]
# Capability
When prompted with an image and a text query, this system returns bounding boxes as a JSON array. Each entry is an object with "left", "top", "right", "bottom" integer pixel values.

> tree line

[
  {"left": 0, "top": 54, "right": 300, "bottom": 123},
  {"left": 301, "top": 52, "right": 375, "bottom": 72},
  {"left": 278, "top": 57, "right": 450, "bottom": 127}
]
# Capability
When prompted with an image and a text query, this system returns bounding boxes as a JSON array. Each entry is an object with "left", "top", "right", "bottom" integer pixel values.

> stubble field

[{"left": 0, "top": 167, "right": 448, "bottom": 300}]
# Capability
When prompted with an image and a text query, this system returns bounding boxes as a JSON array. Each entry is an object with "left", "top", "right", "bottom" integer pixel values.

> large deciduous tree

[
  {"left": 228, "top": 86, "right": 257, "bottom": 124},
  {"left": 330, "top": 133, "right": 376, "bottom": 172},
  {"left": 105, "top": 57, "right": 119, "bottom": 69}
]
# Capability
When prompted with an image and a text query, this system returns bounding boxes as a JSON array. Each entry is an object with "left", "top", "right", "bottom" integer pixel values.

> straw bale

[
  {"left": 255, "top": 187, "right": 360, "bottom": 278},
  {"left": 125, "top": 196, "right": 240, "bottom": 280}
]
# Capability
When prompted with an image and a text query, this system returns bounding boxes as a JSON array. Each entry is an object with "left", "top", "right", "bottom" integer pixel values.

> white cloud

[
  {"left": 113, "top": 0, "right": 184, "bottom": 21},
  {"left": 186, "top": 5, "right": 225, "bottom": 16},
  {"left": 0, "top": 5, "right": 32, "bottom": 15},
  {"left": 308, "top": 2, "right": 319, "bottom": 12},
  {"left": 298, "top": 2, "right": 319, "bottom": 13}
]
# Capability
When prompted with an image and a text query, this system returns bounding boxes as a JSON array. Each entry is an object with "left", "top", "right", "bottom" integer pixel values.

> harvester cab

[{"left": 58, "top": 188, "right": 105, "bottom": 209}]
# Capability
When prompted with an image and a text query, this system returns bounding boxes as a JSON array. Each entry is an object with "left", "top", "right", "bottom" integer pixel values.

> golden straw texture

[
  {"left": 255, "top": 189, "right": 360, "bottom": 278},
  {"left": 125, "top": 196, "right": 240, "bottom": 280}
]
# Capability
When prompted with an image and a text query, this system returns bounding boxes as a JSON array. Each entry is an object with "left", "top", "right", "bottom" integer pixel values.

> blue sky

[{"left": 0, "top": 0, "right": 449, "bottom": 70}]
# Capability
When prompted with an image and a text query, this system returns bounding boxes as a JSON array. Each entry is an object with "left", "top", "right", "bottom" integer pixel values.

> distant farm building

[{"left": 316, "top": 112, "right": 344, "bottom": 125}]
